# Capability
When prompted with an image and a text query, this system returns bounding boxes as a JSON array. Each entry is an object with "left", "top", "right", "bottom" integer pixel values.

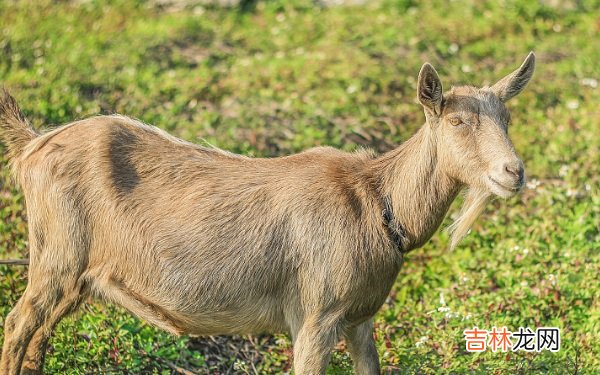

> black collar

[{"left": 381, "top": 196, "right": 406, "bottom": 252}]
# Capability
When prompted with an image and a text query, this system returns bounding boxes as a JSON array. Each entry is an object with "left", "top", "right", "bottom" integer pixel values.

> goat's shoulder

[{"left": 274, "top": 146, "right": 377, "bottom": 195}]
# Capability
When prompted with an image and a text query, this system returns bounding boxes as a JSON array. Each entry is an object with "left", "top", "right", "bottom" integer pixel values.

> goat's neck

[{"left": 371, "top": 124, "right": 462, "bottom": 250}]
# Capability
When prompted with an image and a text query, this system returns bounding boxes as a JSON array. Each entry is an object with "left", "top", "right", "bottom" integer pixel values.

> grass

[{"left": 0, "top": 0, "right": 598, "bottom": 373}]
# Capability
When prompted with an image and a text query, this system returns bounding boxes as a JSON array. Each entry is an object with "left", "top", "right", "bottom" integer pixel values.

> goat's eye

[{"left": 449, "top": 118, "right": 462, "bottom": 126}]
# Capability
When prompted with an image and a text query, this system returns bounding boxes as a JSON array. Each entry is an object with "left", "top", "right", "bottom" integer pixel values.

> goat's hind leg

[
  {"left": 1, "top": 288, "right": 51, "bottom": 374},
  {"left": 1, "top": 230, "right": 87, "bottom": 375},
  {"left": 19, "top": 286, "right": 86, "bottom": 375},
  {"left": 0, "top": 273, "right": 85, "bottom": 375}
]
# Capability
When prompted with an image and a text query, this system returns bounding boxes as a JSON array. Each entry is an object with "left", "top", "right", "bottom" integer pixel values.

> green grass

[{"left": 0, "top": 0, "right": 598, "bottom": 373}]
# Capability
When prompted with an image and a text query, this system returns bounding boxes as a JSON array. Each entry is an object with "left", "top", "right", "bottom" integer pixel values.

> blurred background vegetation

[{"left": 0, "top": 0, "right": 598, "bottom": 373}]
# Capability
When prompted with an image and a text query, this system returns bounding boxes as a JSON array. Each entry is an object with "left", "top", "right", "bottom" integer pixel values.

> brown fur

[{"left": 0, "top": 53, "right": 534, "bottom": 374}]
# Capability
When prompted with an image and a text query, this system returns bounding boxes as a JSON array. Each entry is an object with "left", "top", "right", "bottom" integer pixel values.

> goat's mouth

[{"left": 487, "top": 175, "right": 523, "bottom": 197}]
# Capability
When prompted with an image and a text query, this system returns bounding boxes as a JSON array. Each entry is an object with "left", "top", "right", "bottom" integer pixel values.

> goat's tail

[{"left": 0, "top": 88, "right": 39, "bottom": 160}]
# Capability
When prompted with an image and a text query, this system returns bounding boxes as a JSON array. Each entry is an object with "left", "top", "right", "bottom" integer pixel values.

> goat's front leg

[
  {"left": 292, "top": 315, "right": 339, "bottom": 375},
  {"left": 344, "top": 319, "right": 380, "bottom": 375}
]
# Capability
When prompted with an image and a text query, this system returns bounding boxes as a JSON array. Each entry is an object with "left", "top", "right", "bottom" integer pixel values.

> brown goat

[{"left": 0, "top": 53, "right": 535, "bottom": 374}]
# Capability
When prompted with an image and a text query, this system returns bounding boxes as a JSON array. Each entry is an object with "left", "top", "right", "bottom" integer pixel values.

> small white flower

[
  {"left": 566, "top": 99, "right": 579, "bottom": 109},
  {"left": 415, "top": 336, "right": 428, "bottom": 348},
  {"left": 448, "top": 43, "right": 459, "bottom": 54},
  {"left": 233, "top": 360, "right": 247, "bottom": 371},
  {"left": 581, "top": 78, "right": 598, "bottom": 88},
  {"left": 526, "top": 178, "right": 541, "bottom": 190},
  {"left": 193, "top": 6, "right": 205, "bottom": 15}
]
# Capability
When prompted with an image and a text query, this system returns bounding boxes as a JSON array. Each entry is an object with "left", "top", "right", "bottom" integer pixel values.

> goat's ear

[
  {"left": 491, "top": 52, "right": 536, "bottom": 102},
  {"left": 417, "top": 63, "right": 443, "bottom": 116}
]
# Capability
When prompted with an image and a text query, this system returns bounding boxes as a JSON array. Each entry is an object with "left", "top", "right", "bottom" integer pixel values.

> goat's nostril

[{"left": 504, "top": 164, "right": 523, "bottom": 180}]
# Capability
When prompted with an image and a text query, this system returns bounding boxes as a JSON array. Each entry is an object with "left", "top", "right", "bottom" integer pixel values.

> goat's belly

[
  {"left": 154, "top": 300, "right": 290, "bottom": 336},
  {"left": 182, "top": 301, "right": 289, "bottom": 336},
  {"left": 91, "top": 269, "right": 290, "bottom": 336},
  {"left": 87, "top": 228, "right": 297, "bottom": 334},
  {"left": 172, "top": 283, "right": 292, "bottom": 335}
]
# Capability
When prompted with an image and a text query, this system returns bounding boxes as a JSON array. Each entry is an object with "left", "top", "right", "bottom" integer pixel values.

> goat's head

[{"left": 417, "top": 52, "right": 535, "bottom": 199}]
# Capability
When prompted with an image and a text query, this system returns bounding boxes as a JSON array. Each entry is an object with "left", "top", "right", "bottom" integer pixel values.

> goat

[{"left": 0, "top": 53, "right": 535, "bottom": 374}]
